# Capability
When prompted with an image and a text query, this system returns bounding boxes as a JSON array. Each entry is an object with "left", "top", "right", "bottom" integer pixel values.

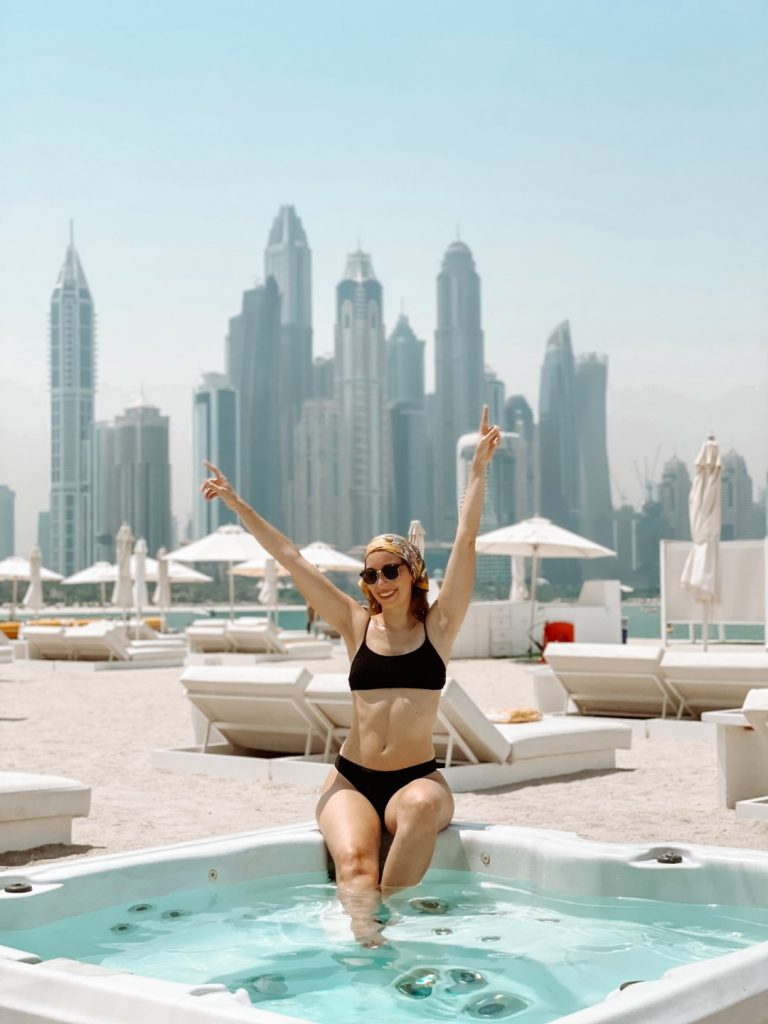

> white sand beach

[{"left": 1, "top": 650, "right": 767, "bottom": 871}]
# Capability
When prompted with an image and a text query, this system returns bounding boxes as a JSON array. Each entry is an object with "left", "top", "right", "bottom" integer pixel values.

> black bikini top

[{"left": 348, "top": 620, "right": 447, "bottom": 692}]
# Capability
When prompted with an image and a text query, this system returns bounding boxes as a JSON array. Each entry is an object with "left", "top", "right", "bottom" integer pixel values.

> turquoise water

[{"left": 3, "top": 871, "right": 768, "bottom": 1023}]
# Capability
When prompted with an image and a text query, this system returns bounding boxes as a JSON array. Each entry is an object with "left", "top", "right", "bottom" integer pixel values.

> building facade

[
  {"left": 292, "top": 399, "right": 341, "bottom": 545},
  {"left": 114, "top": 401, "right": 172, "bottom": 556},
  {"left": 721, "top": 450, "right": 764, "bottom": 539},
  {"left": 505, "top": 395, "right": 537, "bottom": 518},
  {"left": 334, "top": 250, "right": 389, "bottom": 547},
  {"left": 433, "top": 241, "right": 484, "bottom": 540},
  {"left": 0, "top": 485, "right": 15, "bottom": 557},
  {"left": 538, "top": 320, "right": 579, "bottom": 533},
  {"left": 192, "top": 373, "right": 238, "bottom": 538},
  {"left": 49, "top": 226, "right": 95, "bottom": 574},
  {"left": 574, "top": 353, "right": 614, "bottom": 550},
  {"left": 659, "top": 456, "right": 691, "bottom": 540},
  {"left": 91, "top": 422, "right": 118, "bottom": 562}
]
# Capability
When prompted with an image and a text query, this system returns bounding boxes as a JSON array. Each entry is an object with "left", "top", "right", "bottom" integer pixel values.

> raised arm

[
  {"left": 427, "top": 407, "right": 500, "bottom": 647},
  {"left": 201, "top": 462, "right": 366, "bottom": 645}
]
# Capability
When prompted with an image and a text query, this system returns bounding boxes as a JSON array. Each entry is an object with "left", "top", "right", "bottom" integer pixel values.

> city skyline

[{"left": 1, "top": 1, "right": 766, "bottom": 552}]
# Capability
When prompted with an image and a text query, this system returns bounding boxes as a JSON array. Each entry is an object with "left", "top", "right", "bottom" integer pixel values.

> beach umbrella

[
  {"left": 133, "top": 538, "right": 149, "bottom": 621},
  {"left": 111, "top": 523, "right": 134, "bottom": 618},
  {"left": 231, "top": 554, "right": 291, "bottom": 578},
  {"left": 153, "top": 547, "right": 171, "bottom": 631},
  {"left": 166, "top": 524, "right": 269, "bottom": 619},
  {"left": 475, "top": 516, "right": 616, "bottom": 644},
  {"left": 257, "top": 557, "right": 280, "bottom": 622},
  {"left": 407, "top": 521, "right": 426, "bottom": 557},
  {"left": 0, "top": 554, "right": 63, "bottom": 619},
  {"left": 681, "top": 434, "right": 722, "bottom": 650},
  {"left": 62, "top": 561, "right": 114, "bottom": 606},
  {"left": 299, "top": 541, "right": 364, "bottom": 573},
  {"left": 22, "top": 546, "right": 45, "bottom": 614}
]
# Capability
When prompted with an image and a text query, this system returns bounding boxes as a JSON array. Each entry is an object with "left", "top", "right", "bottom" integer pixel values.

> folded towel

[{"left": 489, "top": 708, "right": 543, "bottom": 724}]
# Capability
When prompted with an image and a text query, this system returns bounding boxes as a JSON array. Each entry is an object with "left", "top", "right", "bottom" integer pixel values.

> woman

[{"left": 202, "top": 407, "right": 500, "bottom": 941}]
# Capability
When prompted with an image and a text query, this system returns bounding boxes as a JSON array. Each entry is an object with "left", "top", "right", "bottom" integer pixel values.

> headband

[{"left": 358, "top": 533, "right": 430, "bottom": 598}]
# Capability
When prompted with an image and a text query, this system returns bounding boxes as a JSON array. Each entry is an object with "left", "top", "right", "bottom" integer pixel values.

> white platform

[{"left": 0, "top": 773, "right": 91, "bottom": 853}]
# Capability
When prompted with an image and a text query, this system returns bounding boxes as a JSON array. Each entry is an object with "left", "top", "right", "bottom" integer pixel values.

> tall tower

[
  {"left": 334, "top": 249, "right": 388, "bottom": 547},
  {"left": 574, "top": 353, "right": 614, "bottom": 549},
  {"left": 505, "top": 395, "right": 537, "bottom": 518},
  {"left": 386, "top": 313, "right": 425, "bottom": 404},
  {"left": 92, "top": 422, "right": 118, "bottom": 562},
  {"left": 434, "top": 240, "right": 484, "bottom": 540},
  {"left": 386, "top": 314, "right": 428, "bottom": 536},
  {"left": 114, "top": 401, "right": 172, "bottom": 555},
  {"left": 659, "top": 455, "right": 691, "bottom": 540},
  {"left": 265, "top": 205, "right": 313, "bottom": 535},
  {"left": 192, "top": 373, "right": 238, "bottom": 537},
  {"left": 226, "top": 279, "right": 282, "bottom": 527},
  {"left": 49, "top": 224, "right": 95, "bottom": 574},
  {"left": 538, "top": 320, "right": 579, "bottom": 531},
  {"left": 0, "top": 486, "right": 15, "bottom": 558}
]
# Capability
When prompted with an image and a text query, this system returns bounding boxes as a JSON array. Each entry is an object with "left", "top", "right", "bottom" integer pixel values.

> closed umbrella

[
  {"left": 0, "top": 554, "right": 63, "bottom": 619},
  {"left": 407, "top": 521, "right": 426, "bottom": 557},
  {"left": 22, "top": 546, "right": 45, "bottom": 614},
  {"left": 681, "top": 435, "right": 721, "bottom": 650},
  {"left": 475, "top": 516, "right": 616, "bottom": 645},
  {"left": 258, "top": 557, "right": 280, "bottom": 623},
  {"left": 153, "top": 547, "right": 171, "bottom": 632},
  {"left": 111, "top": 523, "right": 134, "bottom": 619},
  {"left": 133, "top": 538, "right": 149, "bottom": 621},
  {"left": 166, "top": 524, "right": 269, "bottom": 619}
]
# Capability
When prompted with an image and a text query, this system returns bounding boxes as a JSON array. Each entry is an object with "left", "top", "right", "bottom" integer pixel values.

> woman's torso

[{"left": 341, "top": 614, "right": 447, "bottom": 770}]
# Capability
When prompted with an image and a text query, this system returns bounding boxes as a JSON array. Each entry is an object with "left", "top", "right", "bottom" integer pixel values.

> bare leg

[
  {"left": 380, "top": 771, "right": 454, "bottom": 895},
  {"left": 316, "top": 768, "right": 384, "bottom": 946}
]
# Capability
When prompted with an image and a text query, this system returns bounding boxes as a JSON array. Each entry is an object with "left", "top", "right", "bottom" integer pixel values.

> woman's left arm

[{"left": 429, "top": 406, "right": 500, "bottom": 644}]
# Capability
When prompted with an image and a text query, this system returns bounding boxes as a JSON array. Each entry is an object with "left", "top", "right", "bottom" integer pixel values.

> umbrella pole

[
  {"left": 228, "top": 562, "right": 235, "bottom": 621},
  {"left": 528, "top": 549, "right": 540, "bottom": 654},
  {"left": 702, "top": 603, "right": 710, "bottom": 652},
  {"left": 11, "top": 579, "right": 17, "bottom": 621}
]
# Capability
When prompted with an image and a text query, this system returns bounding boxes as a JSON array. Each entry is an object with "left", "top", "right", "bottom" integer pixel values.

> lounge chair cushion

[
  {"left": 496, "top": 716, "right": 632, "bottom": 760},
  {"left": 0, "top": 773, "right": 91, "bottom": 824}
]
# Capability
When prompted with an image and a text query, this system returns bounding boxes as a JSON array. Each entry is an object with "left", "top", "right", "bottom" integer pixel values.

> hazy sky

[{"left": 1, "top": 0, "right": 766, "bottom": 555}]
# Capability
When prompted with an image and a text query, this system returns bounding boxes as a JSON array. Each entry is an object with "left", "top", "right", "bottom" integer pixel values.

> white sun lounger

[
  {"left": 276, "top": 674, "right": 632, "bottom": 791},
  {"left": 21, "top": 626, "right": 72, "bottom": 661},
  {"left": 0, "top": 772, "right": 91, "bottom": 853},
  {"left": 543, "top": 643, "right": 681, "bottom": 718},
  {"left": 660, "top": 651, "right": 768, "bottom": 720},
  {"left": 152, "top": 665, "right": 330, "bottom": 780},
  {"left": 702, "top": 687, "right": 768, "bottom": 819},
  {"left": 186, "top": 620, "right": 231, "bottom": 653},
  {"left": 0, "top": 632, "right": 12, "bottom": 664}
]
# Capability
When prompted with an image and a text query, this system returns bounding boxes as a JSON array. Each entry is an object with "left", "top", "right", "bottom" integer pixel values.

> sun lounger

[
  {"left": 152, "top": 665, "right": 330, "bottom": 779},
  {"left": 22, "top": 625, "right": 72, "bottom": 661},
  {"left": 660, "top": 651, "right": 768, "bottom": 720},
  {"left": 186, "top": 620, "right": 231, "bottom": 653},
  {"left": 543, "top": 642, "right": 680, "bottom": 718},
  {"left": 0, "top": 631, "right": 14, "bottom": 663},
  {"left": 24, "top": 622, "right": 184, "bottom": 665},
  {"left": 0, "top": 772, "right": 91, "bottom": 853},
  {"left": 702, "top": 688, "right": 768, "bottom": 819}
]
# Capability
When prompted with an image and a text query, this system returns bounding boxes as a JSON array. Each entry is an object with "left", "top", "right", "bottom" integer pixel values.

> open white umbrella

[
  {"left": 133, "top": 538, "right": 149, "bottom": 621},
  {"left": 166, "top": 524, "right": 270, "bottom": 619},
  {"left": 0, "top": 554, "right": 63, "bottom": 619},
  {"left": 299, "top": 541, "right": 364, "bottom": 573},
  {"left": 62, "top": 561, "right": 114, "bottom": 606},
  {"left": 475, "top": 516, "right": 616, "bottom": 645},
  {"left": 681, "top": 435, "right": 721, "bottom": 650},
  {"left": 111, "top": 523, "right": 134, "bottom": 619}
]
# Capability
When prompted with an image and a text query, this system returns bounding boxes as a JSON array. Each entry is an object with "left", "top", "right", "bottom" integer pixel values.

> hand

[
  {"left": 201, "top": 461, "right": 239, "bottom": 509},
  {"left": 474, "top": 405, "right": 501, "bottom": 467}
]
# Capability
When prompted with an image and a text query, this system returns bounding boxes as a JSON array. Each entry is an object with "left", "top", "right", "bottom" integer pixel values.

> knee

[
  {"left": 395, "top": 788, "right": 445, "bottom": 831},
  {"left": 332, "top": 841, "right": 379, "bottom": 888}
]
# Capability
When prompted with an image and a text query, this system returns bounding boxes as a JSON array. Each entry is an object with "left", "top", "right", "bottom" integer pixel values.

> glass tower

[{"left": 49, "top": 224, "right": 95, "bottom": 574}]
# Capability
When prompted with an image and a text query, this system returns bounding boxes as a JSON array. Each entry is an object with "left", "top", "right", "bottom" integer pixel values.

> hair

[{"left": 364, "top": 579, "right": 430, "bottom": 622}]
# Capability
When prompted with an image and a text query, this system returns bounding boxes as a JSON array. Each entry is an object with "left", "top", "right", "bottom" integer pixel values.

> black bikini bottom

[{"left": 334, "top": 753, "right": 439, "bottom": 824}]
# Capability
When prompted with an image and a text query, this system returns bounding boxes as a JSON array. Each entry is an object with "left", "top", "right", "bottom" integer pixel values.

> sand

[{"left": 1, "top": 651, "right": 767, "bottom": 871}]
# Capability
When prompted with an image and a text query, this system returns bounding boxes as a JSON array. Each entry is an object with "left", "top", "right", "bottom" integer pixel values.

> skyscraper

[
  {"left": 721, "top": 450, "right": 764, "bottom": 539},
  {"left": 386, "top": 314, "right": 428, "bottom": 535},
  {"left": 538, "top": 320, "right": 579, "bottom": 531},
  {"left": 92, "top": 422, "right": 118, "bottom": 561},
  {"left": 49, "top": 224, "right": 95, "bottom": 574},
  {"left": 659, "top": 456, "right": 691, "bottom": 540},
  {"left": 574, "top": 353, "right": 614, "bottom": 550},
  {"left": 114, "top": 401, "right": 172, "bottom": 555},
  {"left": 265, "top": 205, "right": 313, "bottom": 535},
  {"left": 226, "top": 279, "right": 282, "bottom": 527},
  {"left": 334, "top": 250, "right": 388, "bottom": 547},
  {"left": 192, "top": 373, "right": 238, "bottom": 538},
  {"left": 293, "top": 399, "right": 341, "bottom": 544},
  {"left": 483, "top": 367, "right": 506, "bottom": 428},
  {"left": 386, "top": 313, "right": 425, "bottom": 404},
  {"left": 0, "top": 485, "right": 15, "bottom": 557},
  {"left": 505, "top": 395, "right": 537, "bottom": 518},
  {"left": 434, "top": 241, "right": 484, "bottom": 540}
]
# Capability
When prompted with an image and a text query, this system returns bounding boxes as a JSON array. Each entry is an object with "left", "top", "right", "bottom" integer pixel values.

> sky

[{"left": 1, "top": 0, "right": 766, "bottom": 554}]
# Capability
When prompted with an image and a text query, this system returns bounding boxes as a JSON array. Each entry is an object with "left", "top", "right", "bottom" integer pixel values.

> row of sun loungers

[
  {"left": 152, "top": 665, "right": 633, "bottom": 791},
  {"left": 541, "top": 643, "right": 768, "bottom": 720},
  {"left": 21, "top": 621, "right": 187, "bottom": 665},
  {"left": 185, "top": 617, "right": 334, "bottom": 659}
]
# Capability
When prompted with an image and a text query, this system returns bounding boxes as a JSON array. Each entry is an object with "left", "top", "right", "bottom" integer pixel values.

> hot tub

[{"left": 1, "top": 822, "right": 768, "bottom": 1024}]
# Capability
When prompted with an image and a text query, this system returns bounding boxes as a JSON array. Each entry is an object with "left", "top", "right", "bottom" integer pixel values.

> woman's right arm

[{"left": 201, "top": 462, "right": 366, "bottom": 643}]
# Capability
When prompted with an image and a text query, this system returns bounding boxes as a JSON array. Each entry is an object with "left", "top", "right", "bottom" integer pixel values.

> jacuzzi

[{"left": 1, "top": 821, "right": 768, "bottom": 1024}]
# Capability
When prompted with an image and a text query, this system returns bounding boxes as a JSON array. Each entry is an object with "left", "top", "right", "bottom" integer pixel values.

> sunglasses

[{"left": 359, "top": 563, "right": 405, "bottom": 586}]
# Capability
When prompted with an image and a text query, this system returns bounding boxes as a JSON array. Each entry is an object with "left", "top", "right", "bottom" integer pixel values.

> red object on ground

[{"left": 542, "top": 621, "right": 575, "bottom": 651}]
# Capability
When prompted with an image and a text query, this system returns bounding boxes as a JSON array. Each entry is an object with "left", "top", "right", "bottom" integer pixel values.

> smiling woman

[{"left": 201, "top": 405, "right": 500, "bottom": 944}]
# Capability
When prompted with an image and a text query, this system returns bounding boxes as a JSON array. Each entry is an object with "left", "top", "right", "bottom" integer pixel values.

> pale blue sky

[{"left": 1, "top": 0, "right": 766, "bottom": 552}]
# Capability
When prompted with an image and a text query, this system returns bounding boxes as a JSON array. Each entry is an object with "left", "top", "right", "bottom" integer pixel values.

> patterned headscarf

[{"left": 358, "top": 533, "right": 430, "bottom": 599}]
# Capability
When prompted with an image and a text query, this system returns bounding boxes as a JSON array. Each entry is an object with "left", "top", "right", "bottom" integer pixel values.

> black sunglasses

[{"left": 359, "top": 563, "right": 404, "bottom": 586}]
